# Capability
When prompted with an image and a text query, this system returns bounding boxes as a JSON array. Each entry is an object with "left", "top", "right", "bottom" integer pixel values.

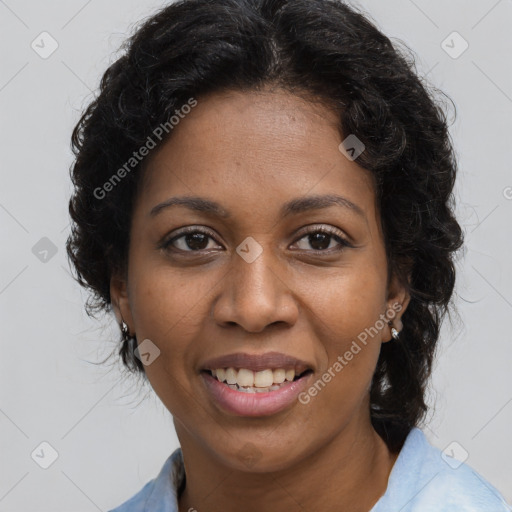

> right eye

[{"left": 160, "top": 227, "right": 223, "bottom": 253}]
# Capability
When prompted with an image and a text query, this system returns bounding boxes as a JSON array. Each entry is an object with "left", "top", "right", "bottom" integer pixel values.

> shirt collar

[{"left": 143, "top": 447, "right": 185, "bottom": 512}]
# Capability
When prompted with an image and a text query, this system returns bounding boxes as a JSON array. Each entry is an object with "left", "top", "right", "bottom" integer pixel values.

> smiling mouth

[{"left": 201, "top": 367, "right": 314, "bottom": 393}]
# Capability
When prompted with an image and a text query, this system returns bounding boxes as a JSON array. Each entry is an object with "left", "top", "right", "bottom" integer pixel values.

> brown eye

[
  {"left": 160, "top": 225, "right": 352, "bottom": 255},
  {"left": 293, "top": 227, "right": 352, "bottom": 253},
  {"left": 161, "top": 227, "right": 222, "bottom": 252}
]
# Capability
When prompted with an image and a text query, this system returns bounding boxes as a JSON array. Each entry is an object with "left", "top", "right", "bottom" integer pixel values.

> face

[{"left": 111, "top": 87, "right": 409, "bottom": 472}]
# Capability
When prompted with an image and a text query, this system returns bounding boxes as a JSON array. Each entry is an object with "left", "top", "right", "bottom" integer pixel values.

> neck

[{"left": 176, "top": 416, "right": 399, "bottom": 512}]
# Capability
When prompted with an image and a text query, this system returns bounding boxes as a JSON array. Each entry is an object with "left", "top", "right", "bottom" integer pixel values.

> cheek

[
  {"left": 308, "top": 263, "right": 387, "bottom": 343},
  {"left": 127, "top": 263, "right": 213, "bottom": 385},
  {"left": 126, "top": 269, "right": 212, "bottom": 416},
  {"left": 130, "top": 262, "right": 214, "bottom": 339},
  {"left": 305, "top": 265, "right": 386, "bottom": 393}
]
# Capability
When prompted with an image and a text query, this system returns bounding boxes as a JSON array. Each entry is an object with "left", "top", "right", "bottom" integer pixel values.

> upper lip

[{"left": 200, "top": 351, "right": 314, "bottom": 374}]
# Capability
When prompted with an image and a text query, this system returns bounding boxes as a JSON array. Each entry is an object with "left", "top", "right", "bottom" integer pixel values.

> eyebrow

[{"left": 149, "top": 193, "right": 365, "bottom": 219}]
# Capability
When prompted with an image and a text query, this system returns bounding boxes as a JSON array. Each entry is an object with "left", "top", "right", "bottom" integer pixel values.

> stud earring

[
  {"left": 388, "top": 320, "right": 401, "bottom": 341},
  {"left": 121, "top": 320, "right": 131, "bottom": 341}
]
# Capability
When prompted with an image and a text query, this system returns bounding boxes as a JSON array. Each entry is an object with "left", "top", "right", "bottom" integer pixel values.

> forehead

[{"left": 136, "top": 88, "right": 378, "bottom": 226}]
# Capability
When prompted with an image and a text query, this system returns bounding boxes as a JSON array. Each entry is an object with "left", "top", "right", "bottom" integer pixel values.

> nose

[{"left": 211, "top": 248, "right": 299, "bottom": 333}]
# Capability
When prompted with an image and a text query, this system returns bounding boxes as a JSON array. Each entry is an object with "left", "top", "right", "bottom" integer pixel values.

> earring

[
  {"left": 388, "top": 320, "right": 400, "bottom": 341},
  {"left": 121, "top": 320, "right": 131, "bottom": 341},
  {"left": 388, "top": 321, "right": 400, "bottom": 341}
]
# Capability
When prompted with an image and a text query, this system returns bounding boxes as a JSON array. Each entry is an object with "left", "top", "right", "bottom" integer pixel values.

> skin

[{"left": 111, "top": 86, "right": 410, "bottom": 512}]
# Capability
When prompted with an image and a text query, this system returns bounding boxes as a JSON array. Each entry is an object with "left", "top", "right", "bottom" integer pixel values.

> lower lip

[{"left": 200, "top": 371, "right": 313, "bottom": 417}]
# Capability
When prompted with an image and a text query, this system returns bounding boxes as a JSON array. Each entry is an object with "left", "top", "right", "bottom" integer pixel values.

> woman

[{"left": 66, "top": 0, "right": 511, "bottom": 510}]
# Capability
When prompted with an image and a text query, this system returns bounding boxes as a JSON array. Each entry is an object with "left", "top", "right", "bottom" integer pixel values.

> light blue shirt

[{"left": 109, "top": 427, "right": 511, "bottom": 511}]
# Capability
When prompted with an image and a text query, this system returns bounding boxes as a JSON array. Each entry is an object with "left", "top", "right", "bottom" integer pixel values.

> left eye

[
  {"left": 161, "top": 227, "right": 351, "bottom": 253},
  {"left": 293, "top": 229, "right": 351, "bottom": 252}
]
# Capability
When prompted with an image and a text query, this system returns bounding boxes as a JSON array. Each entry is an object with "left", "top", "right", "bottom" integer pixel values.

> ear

[
  {"left": 110, "top": 272, "right": 135, "bottom": 335},
  {"left": 382, "top": 271, "right": 411, "bottom": 343}
]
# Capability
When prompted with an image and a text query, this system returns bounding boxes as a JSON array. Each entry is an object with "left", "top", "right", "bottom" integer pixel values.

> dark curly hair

[{"left": 66, "top": 0, "right": 464, "bottom": 452}]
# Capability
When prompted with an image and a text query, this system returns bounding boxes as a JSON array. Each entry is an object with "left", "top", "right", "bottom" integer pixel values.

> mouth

[
  {"left": 200, "top": 367, "right": 314, "bottom": 394},
  {"left": 199, "top": 365, "right": 314, "bottom": 417}
]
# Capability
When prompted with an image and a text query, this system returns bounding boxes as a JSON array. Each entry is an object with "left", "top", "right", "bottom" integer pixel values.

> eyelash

[{"left": 159, "top": 225, "right": 353, "bottom": 254}]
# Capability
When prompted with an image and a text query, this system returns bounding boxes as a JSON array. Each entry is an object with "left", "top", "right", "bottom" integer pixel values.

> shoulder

[
  {"left": 372, "top": 428, "right": 511, "bottom": 512},
  {"left": 108, "top": 448, "right": 184, "bottom": 512},
  {"left": 419, "top": 461, "right": 511, "bottom": 511}
]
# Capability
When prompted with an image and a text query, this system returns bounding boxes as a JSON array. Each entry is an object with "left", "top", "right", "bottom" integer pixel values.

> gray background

[{"left": 1, "top": 0, "right": 511, "bottom": 509}]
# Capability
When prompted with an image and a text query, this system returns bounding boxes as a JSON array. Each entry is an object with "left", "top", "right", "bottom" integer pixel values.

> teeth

[
  {"left": 273, "top": 369, "right": 286, "bottom": 384},
  {"left": 225, "top": 367, "right": 237, "bottom": 385},
  {"left": 210, "top": 367, "right": 302, "bottom": 388},
  {"left": 216, "top": 368, "right": 226, "bottom": 382},
  {"left": 237, "top": 368, "right": 254, "bottom": 387},
  {"left": 238, "top": 386, "right": 256, "bottom": 393},
  {"left": 254, "top": 369, "right": 273, "bottom": 388}
]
